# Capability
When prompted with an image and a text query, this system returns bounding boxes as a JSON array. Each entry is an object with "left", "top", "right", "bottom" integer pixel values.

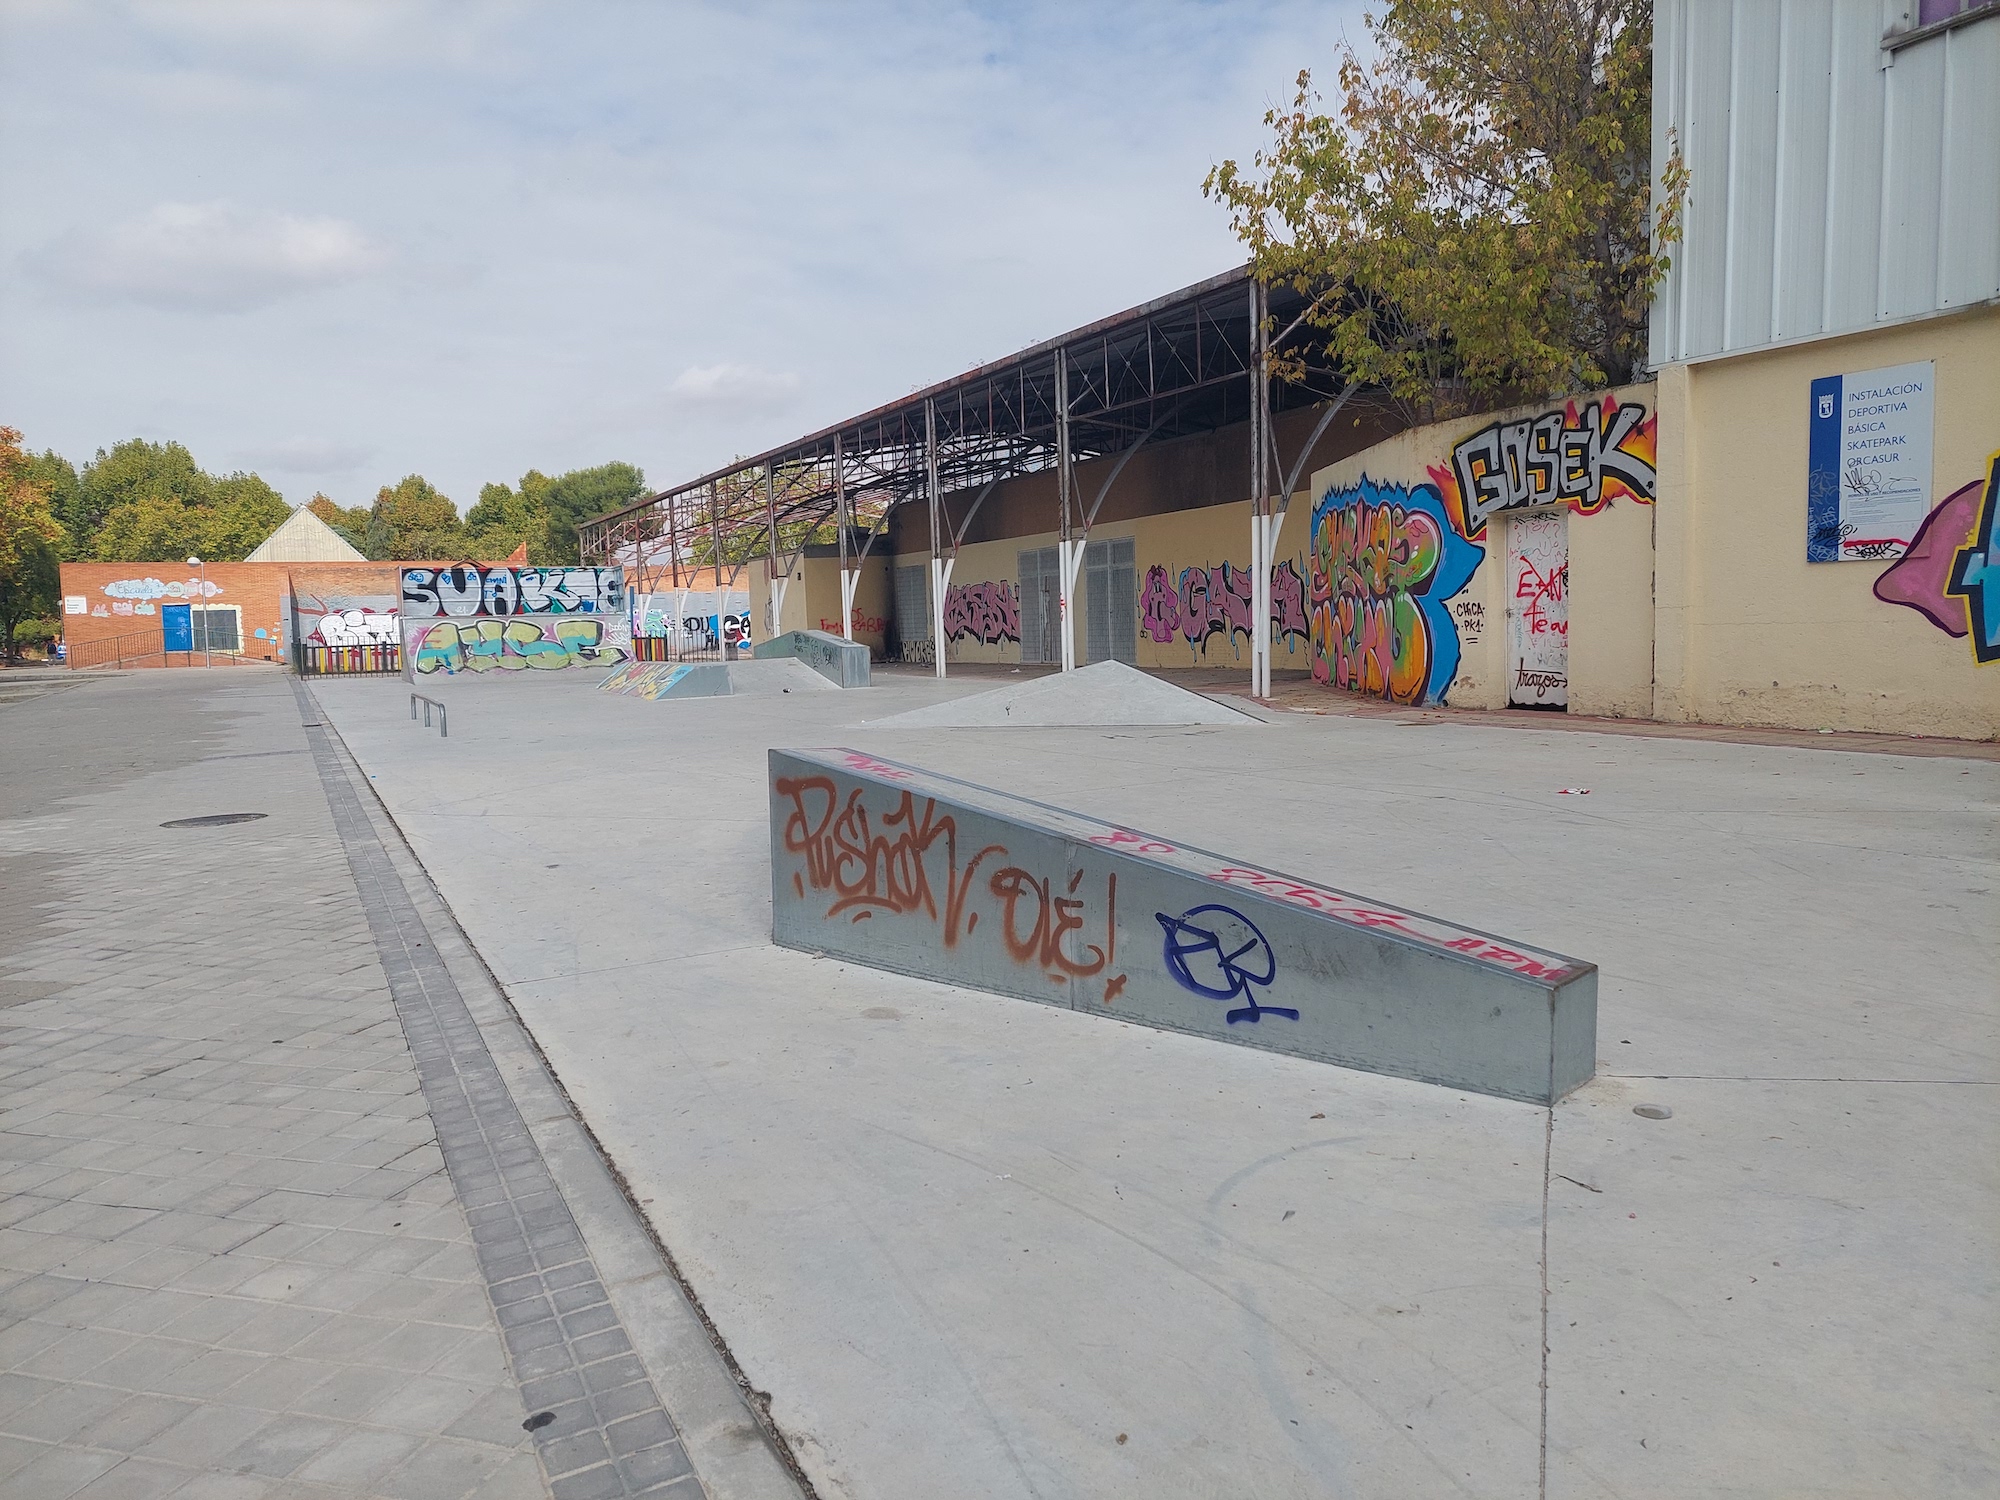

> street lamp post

[{"left": 187, "top": 556, "right": 210, "bottom": 667}]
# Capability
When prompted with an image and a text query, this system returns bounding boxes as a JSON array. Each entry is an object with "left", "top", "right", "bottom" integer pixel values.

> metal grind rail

[{"left": 410, "top": 692, "right": 449, "bottom": 737}]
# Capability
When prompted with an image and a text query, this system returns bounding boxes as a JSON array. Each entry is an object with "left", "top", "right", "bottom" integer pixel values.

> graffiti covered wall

[
  {"left": 399, "top": 564, "right": 631, "bottom": 674},
  {"left": 890, "top": 499, "right": 1320, "bottom": 671},
  {"left": 1309, "top": 476, "right": 1483, "bottom": 706},
  {"left": 1301, "top": 382, "right": 1658, "bottom": 713}
]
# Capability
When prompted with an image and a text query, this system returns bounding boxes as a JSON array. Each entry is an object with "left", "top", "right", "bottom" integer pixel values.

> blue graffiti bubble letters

[{"left": 1155, "top": 903, "right": 1294, "bottom": 1024}]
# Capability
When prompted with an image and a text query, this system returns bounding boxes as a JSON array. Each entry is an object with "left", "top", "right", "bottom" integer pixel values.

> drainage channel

[{"left": 290, "top": 679, "right": 764, "bottom": 1499}]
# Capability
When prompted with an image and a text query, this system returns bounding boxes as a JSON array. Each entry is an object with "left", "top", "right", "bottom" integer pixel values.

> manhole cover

[
  {"left": 1633, "top": 1103, "right": 1674, "bottom": 1120},
  {"left": 160, "top": 813, "right": 268, "bottom": 828}
]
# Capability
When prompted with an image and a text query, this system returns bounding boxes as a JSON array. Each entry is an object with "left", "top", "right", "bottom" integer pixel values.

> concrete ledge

[
  {"left": 752, "top": 629, "right": 870, "bottom": 687},
  {"left": 769, "top": 748, "right": 1595, "bottom": 1103}
]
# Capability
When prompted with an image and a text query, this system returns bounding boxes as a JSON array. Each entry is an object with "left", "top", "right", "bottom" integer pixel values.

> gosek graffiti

[
  {"left": 1432, "top": 394, "right": 1658, "bottom": 539},
  {"left": 1311, "top": 475, "right": 1483, "bottom": 706}
]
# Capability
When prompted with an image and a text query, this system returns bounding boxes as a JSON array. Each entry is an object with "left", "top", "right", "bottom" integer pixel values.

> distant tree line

[{"left": 0, "top": 424, "right": 645, "bottom": 659}]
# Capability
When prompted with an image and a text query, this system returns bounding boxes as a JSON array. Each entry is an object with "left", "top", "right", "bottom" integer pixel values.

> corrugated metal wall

[{"left": 1651, "top": 0, "right": 2000, "bottom": 365}]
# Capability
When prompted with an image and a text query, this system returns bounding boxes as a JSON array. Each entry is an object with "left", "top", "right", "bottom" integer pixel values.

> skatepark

[{"left": 299, "top": 659, "right": 1997, "bottom": 1499}]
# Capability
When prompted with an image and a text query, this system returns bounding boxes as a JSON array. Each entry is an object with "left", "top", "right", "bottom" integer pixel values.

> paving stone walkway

[{"left": 0, "top": 671, "right": 725, "bottom": 1500}]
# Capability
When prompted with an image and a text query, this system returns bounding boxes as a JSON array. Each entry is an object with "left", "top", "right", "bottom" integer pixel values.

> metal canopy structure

[{"left": 579, "top": 263, "right": 1358, "bottom": 693}]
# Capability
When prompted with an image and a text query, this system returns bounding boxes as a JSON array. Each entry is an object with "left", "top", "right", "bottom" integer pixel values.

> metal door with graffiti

[
  {"left": 1506, "top": 511, "right": 1568, "bottom": 708},
  {"left": 1017, "top": 546, "right": 1059, "bottom": 664}
]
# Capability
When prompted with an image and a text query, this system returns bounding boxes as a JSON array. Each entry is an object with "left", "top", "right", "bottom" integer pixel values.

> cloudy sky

[{"left": 2, "top": 0, "right": 1366, "bottom": 513}]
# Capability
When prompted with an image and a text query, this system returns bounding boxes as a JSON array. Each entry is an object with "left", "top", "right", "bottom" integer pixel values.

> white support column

[
  {"left": 925, "top": 397, "right": 946, "bottom": 679},
  {"left": 1264, "top": 508, "right": 1288, "bottom": 697},
  {"left": 1240, "top": 512, "right": 1256, "bottom": 700},
  {"left": 1058, "top": 539, "right": 1085, "bottom": 671},
  {"left": 835, "top": 431, "right": 854, "bottom": 642},
  {"left": 932, "top": 555, "right": 957, "bottom": 677}
]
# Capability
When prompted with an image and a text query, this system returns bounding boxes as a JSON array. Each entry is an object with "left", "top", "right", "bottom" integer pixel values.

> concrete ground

[
  {"left": 0, "top": 670, "right": 799, "bottom": 1500},
  {"left": 301, "top": 663, "right": 1997, "bottom": 1500}
]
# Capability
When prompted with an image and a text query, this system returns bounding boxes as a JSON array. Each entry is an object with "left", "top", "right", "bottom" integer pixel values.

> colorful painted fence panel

[
  {"left": 407, "top": 616, "right": 631, "bottom": 675},
  {"left": 769, "top": 747, "right": 1596, "bottom": 1103},
  {"left": 400, "top": 563, "right": 630, "bottom": 674}
]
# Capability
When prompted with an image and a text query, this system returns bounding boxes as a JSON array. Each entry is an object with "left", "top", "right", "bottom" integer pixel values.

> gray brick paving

[
  {"left": 291, "top": 683, "right": 699, "bottom": 1499},
  {"left": 0, "top": 672, "right": 704, "bottom": 1500}
]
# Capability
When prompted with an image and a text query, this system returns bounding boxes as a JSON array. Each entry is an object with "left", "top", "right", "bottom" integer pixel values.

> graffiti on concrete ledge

[
  {"left": 1432, "top": 394, "right": 1657, "bottom": 540},
  {"left": 411, "top": 618, "right": 629, "bottom": 674},
  {"left": 1155, "top": 903, "right": 1292, "bottom": 1024},
  {"left": 1880, "top": 452, "right": 2000, "bottom": 664},
  {"left": 1311, "top": 474, "right": 1483, "bottom": 706},
  {"left": 943, "top": 580, "right": 1020, "bottom": 645},
  {"left": 774, "top": 772, "right": 1125, "bottom": 996}
]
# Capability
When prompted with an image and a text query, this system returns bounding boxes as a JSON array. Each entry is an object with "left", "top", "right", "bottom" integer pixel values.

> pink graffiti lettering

[
  {"left": 1139, "top": 565, "right": 1182, "bottom": 642},
  {"left": 1087, "top": 827, "right": 1178, "bottom": 855},
  {"left": 1514, "top": 556, "right": 1568, "bottom": 637},
  {"left": 1270, "top": 559, "right": 1308, "bottom": 644},
  {"left": 1205, "top": 866, "right": 1574, "bottom": 980},
  {"left": 840, "top": 751, "right": 912, "bottom": 780},
  {"left": 943, "top": 580, "right": 1020, "bottom": 645},
  {"left": 1180, "top": 563, "right": 1254, "bottom": 649}
]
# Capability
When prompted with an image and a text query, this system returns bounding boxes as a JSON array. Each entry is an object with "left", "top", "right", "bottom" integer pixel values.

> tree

[
  {"left": 542, "top": 463, "right": 644, "bottom": 564},
  {"left": 203, "top": 474, "right": 291, "bottom": 559},
  {"left": 23, "top": 451, "right": 83, "bottom": 557},
  {"left": 72, "top": 439, "right": 292, "bottom": 562},
  {"left": 1203, "top": 0, "right": 1685, "bottom": 416},
  {"left": 307, "top": 493, "right": 371, "bottom": 553},
  {"left": 465, "top": 473, "right": 555, "bottom": 563},
  {"left": 469, "top": 462, "right": 644, "bottom": 564},
  {"left": 0, "top": 428, "right": 66, "bottom": 661},
  {"left": 89, "top": 494, "right": 211, "bottom": 563},
  {"left": 365, "top": 475, "right": 465, "bottom": 560}
]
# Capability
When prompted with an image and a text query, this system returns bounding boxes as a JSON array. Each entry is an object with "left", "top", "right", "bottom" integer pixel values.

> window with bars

[{"left": 191, "top": 607, "right": 241, "bottom": 653}]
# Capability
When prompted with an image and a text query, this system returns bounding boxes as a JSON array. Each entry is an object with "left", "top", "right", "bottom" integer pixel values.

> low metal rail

[{"left": 410, "top": 693, "right": 448, "bottom": 737}]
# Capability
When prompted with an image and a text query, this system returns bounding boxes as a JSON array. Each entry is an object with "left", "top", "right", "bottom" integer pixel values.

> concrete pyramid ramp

[
  {"left": 725, "top": 658, "right": 838, "bottom": 694},
  {"left": 872, "top": 660, "right": 1258, "bottom": 728}
]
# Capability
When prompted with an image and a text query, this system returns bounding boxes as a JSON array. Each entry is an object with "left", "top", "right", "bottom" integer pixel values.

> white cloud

[
  {"left": 0, "top": 1, "right": 1368, "bottom": 506},
  {"left": 665, "top": 364, "right": 803, "bottom": 412},
  {"left": 33, "top": 201, "right": 388, "bottom": 313}
]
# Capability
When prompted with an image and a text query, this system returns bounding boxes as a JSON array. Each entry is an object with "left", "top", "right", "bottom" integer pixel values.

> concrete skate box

[
  {"left": 753, "top": 629, "right": 870, "bottom": 688},
  {"left": 769, "top": 748, "right": 1596, "bottom": 1103}
]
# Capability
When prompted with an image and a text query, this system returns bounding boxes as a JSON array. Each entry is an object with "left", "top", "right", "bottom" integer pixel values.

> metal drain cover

[{"left": 160, "top": 813, "right": 269, "bottom": 828}]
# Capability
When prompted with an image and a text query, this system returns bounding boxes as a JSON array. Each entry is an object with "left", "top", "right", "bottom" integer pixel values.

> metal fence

[
  {"left": 631, "top": 625, "right": 739, "bottom": 663},
  {"left": 66, "top": 629, "right": 262, "bottom": 671},
  {"left": 298, "top": 643, "right": 402, "bottom": 676}
]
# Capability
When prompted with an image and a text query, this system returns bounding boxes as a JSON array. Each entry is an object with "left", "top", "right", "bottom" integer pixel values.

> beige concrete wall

[
  {"left": 1307, "top": 383, "right": 1661, "bottom": 713},
  {"left": 753, "top": 555, "right": 894, "bottom": 657},
  {"left": 889, "top": 496, "right": 1312, "bottom": 674},
  {"left": 1663, "top": 304, "right": 2000, "bottom": 738}
]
